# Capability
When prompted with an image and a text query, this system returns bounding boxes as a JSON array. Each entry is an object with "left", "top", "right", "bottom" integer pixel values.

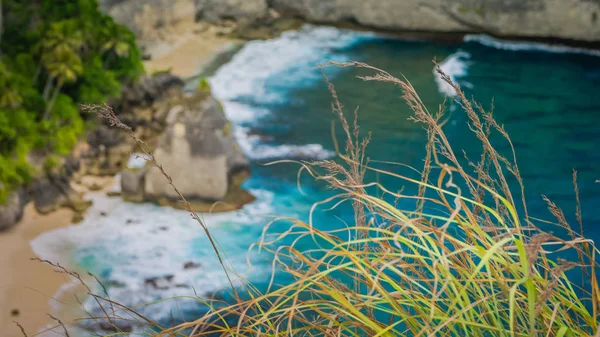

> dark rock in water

[
  {"left": 144, "top": 274, "right": 175, "bottom": 290},
  {"left": 158, "top": 226, "right": 168, "bottom": 231},
  {"left": 183, "top": 261, "right": 202, "bottom": 270},
  {"left": 105, "top": 280, "right": 126, "bottom": 288},
  {"left": 83, "top": 319, "right": 134, "bottom": 333},
  {"left": 0, "top": 188, "right": 27, "bottom": 232},
  {"left": 100, "top": 211, "right": 107, "bottom": 216},
  {"left": 125, "top": 218, "right": 136, "bottom": 225}
]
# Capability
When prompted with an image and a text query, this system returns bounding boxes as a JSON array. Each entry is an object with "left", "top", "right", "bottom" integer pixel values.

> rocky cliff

[
  {"left": 100, "top": 0, "right": 600, "bottom": 42},
  {"left": 119, "top": 81, "right": 254, "bottom": 212}
]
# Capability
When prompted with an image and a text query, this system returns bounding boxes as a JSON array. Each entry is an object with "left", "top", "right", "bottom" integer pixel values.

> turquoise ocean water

[{"left": 31, "top": 25, "right": 600, "bottom": 330}]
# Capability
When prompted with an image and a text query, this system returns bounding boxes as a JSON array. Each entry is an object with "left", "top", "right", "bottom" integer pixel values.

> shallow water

[{"left": 32, "top": 25, "right": 600, "bottom": 328}]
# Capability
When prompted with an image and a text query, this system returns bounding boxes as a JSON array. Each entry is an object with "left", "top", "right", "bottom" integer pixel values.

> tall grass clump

[{"left": 91, "top": 62, "right": 599, "bottom": 337}]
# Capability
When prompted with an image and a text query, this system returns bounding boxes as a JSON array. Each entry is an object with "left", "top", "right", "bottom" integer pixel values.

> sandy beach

[
  {"left": 143, "top": 23, "right": 242, "bottom": 79},
  {"left": 0, "top": 176, "right": 115, "bottom": 336},
  {"left": 0, "top": 204, "right": 81, "bottom": 337}
]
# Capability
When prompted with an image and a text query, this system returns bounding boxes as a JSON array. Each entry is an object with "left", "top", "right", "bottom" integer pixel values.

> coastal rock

[
  {"left": 268, "top": 0, "right": 600, "bottom": 41},
  {"left": 144, "top": 274, "right": 175, "bottom": 290},
  {"left": 114, "top": 81, "right": 254, "bottom": 212},
  {"left": 83, "top": 319, "right": 134, "bottom": 333},
  {"left": 183, "top": 261, "right": 202, "bottom": 269},
  {"left": 145, "top": 98, "right": 228, "bottom": 201},
  {"left": 121, "top": 168, "right": 146, "bottom": 202},
  {"left": 0, "top": 188, "right": 27, "bottom": 232},
  {"left": 141, "top": 93, "right": 253, "bottom": 210},
  {"left": 117, "top": 72, "right": 185, "bottom": 109},
  {"left": 196, "top": 0, "right": 268, "bottom": 22},
  {"left": 100, "top": 0, "right": 600, "bottom": 42},
  {"left": 31, "top": 175, "right": 91, "bottom": 215},
  {"left": 80, "top": 73, "right": 184, "bottom": 176},
  {"left": 98, "top": 0, "right": 198, "bottom": 41}
]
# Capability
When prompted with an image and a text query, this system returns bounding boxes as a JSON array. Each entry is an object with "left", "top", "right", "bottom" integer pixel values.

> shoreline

[
  {"left": 0, "top": 204, "right": 81, "bottom": 337},
  {"left": 0, "top": 176, "right": 114, "bottom": 337}
]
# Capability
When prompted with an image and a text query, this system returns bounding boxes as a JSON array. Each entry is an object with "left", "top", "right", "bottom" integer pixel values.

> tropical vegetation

[{"left": 0, "top": 0, "right": 143, "bottom": 202}]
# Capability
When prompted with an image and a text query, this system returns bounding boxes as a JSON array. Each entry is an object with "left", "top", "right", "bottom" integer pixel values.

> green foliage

[
  {"left": 43, "top": 155, "right": 61, "bottom": 173},
  {"left": 0, "top": 0, "right": 145, "bottom": 202},
  {"left": 196, "top": 77, "right": 212, "bottom": 95}
]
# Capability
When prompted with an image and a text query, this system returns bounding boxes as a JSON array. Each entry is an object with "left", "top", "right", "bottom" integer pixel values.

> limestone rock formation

[
  {"left": 269, "top": 0, "right": 600, "bottom": 42},
  {"left": 99, "top": 0, "right": 600, "bottom": 42},
  {"left": 196, "top": 0, "right": 268, "bottom": 22},
  {"left": 80, "top": 73, "right": 185, "bottom": 176},
  {"left": 121, "top": 92, "right": 254, "bottom": 212}
]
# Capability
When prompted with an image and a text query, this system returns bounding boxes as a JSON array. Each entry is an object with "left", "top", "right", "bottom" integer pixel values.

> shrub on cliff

[{"left": 0, "top": 0, "right": 144, "bottom": 202}]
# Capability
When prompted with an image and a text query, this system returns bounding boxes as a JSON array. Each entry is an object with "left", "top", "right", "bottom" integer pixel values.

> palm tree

[
  {"left": 42, "top": 49, "right": 82, "bottom": 119},
  {"left": 41, "top": 20, "right": 83, "bottom": 55},
  {"left": 0, "top": 62, "right": 22, "bottom": 109},
  {"left": 39, "top": 20, "right": 83, "bottom": 98},
  {"left": 101, "top": 24, "right": 131, "bottom": 68},
  {"left": 0, "top": 86, "right": 21, "bottom": 108}
]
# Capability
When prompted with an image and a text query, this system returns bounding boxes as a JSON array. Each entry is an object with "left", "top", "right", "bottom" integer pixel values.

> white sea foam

[
  {"left": 233, "top": 126, "right": 335, "bottom": 160},
  {"left": 210, "top": 25, "right": 373, "bottom": 160},
  {"left": 127, "top": 153, "right": 151, "bottom": 169},
  {"left": 31, "top": 191, "right": 274, "bottom": 320},
  {"left": 250, "top": 143, "right": 336, "bottom": 161},
  {"left": 210, "top": 25, "right": 375, "bottom": 103},
  {"left": 465, "top": 34, "right": 600, "bottom": 57},
  {"left": 434, "top": 51, "right": 472, "bottom": 96}
]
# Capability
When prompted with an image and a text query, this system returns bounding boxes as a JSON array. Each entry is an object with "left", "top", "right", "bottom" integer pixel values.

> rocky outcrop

[
  {"left": 31, "top": 156, "right": 92, "bottom": 216},
  {"left": 0, "top": 188, "right": 27, "bottom": 232},
  {"left": 269, "top": 0, "right": 600, "bottom": 42},
  {"left": 98, "top": 0, "right": 198, "bottom": 42},
  {"left": 196, "top": 0, "right": 268, "bottom": 22},
  {"left": 99, "top": 0, "right": 600, "bottom": 42},
  {"left": 79, "top": 73, "right": 185, "bottom": 176},
  {"left": 121, "top": 90, "right": 254, "bottom": 212}
]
